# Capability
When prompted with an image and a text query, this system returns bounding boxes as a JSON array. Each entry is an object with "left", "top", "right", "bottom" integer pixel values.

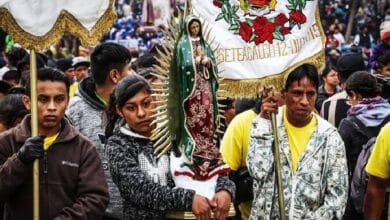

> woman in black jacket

[
  {"left": 338, "top": 71, "right": 390, "bottom": 220},
  {"left": 105, "top": 74, "right": 234, "bottom": 220}
]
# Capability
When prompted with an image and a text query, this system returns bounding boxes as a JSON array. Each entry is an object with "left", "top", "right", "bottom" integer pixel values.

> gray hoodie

[{"left": 66, "top": 77, "right": 122, "bottom": 218}]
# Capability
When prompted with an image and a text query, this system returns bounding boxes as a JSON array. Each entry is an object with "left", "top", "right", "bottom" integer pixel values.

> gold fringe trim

[
  {"left": 217, "top": 7, "right": 326, "bottom": 98},
  {"left": 0, "top": 0, "right": 116, "bottom": 50}
]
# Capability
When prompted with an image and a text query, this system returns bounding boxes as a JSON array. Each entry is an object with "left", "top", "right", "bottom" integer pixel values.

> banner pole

[
  {"left": 271, "top": 110, "right": 286, "bottom": 220},
  {"left": 30, "top": 49, "right": 40, "bottom": 220}
]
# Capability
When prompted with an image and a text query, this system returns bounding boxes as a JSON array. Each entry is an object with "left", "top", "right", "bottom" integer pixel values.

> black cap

[
  {"left": 56, "top": 58, "right": 73, "bottom": 72},
  {"left": 337, "top": 53, "right": 366, "bottom": 81}
]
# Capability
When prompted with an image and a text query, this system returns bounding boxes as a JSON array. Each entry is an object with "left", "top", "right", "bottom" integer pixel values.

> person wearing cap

[
  {"left": 72, "top": 56, "right": 90, "bottom": 82},
  {"left": 369, "top": 20, "right": 390, "bottom": 71},
  {"left": 321, "top": 53, "right": 366, "bottom": 127},
  {"left": 68, "top": 57, "right": 90, "bottom": 98},
  {"left": 56, "top": 58, "right": 74, "bottom": 83}
]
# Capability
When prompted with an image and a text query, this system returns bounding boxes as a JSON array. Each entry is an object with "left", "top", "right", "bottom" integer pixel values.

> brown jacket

[{"left": 0, "top": 116, "right": 109, "bottom": 220}]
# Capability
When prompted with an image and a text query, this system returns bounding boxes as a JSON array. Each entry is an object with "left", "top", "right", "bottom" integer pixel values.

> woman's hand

[
  {"left": 192, "top": 194, "right": 211, "bottom": 220},
  {"left": 210, "top": 190, "right": 231, "bottom": 220}
]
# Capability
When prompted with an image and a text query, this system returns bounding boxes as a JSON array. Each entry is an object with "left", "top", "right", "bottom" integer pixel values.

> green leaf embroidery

[
  {"left": 273, "top": 32, "right": 284, "bottom": 41},
  {"left": 215, "top": 13, "right": 224, "bottom": 21},
  {"left": 246, "top": 18, "right": 253, "bottom": 26},
  {"left": 286, "top": 5, "right": 295, "bottom": 10},
  {"left": 250, "top": 33, "right": 256, "bottom": 42}
]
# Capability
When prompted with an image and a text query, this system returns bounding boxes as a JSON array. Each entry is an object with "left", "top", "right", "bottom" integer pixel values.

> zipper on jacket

[
  {"left": 43, "top": 151, "right": 48, "bottom": 174},
  {"left": 289, "top": 176, "right": 296, "bottom": 219},
  {"left": 43, "top": 151, "right": 50, "bottom": 219}
]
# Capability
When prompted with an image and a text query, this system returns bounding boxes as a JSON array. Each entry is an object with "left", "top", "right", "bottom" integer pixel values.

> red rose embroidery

[
  {"left": 280, "top": 27, "right": 291, "bottom": 35},
  {"left": 213, "top": 0, "right": 222, "bottom": 8},
  {"left": 274, "top": 13, "right": 288, "bottom": 26},
  {"left": 253, "top": 16, "right": 275, "bottom": 44},
  {"left": 289, "top": 10, "right": 306, "bottom": 24},
  {"left": 239, "top": 22, "right": 253, "bottom": 42}
]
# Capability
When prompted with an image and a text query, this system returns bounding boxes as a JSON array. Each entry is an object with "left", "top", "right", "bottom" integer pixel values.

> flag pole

[
  {"left": 30, "top": 49, "right": 40, "bottom": 220},
  {"left": 271, "top": 112, "right": 286, "bottom": 220},
  {"left": 268, "top": 88, "right": 286, "bottom": 220}
]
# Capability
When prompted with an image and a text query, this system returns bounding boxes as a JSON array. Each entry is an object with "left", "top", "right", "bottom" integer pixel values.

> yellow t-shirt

[
  {"left": 43, "top": 133, "right": 59, "bottom": 151},
  {"left": 221, "top": 109, "right": 257, "bottom": 170},
  {"left": 366, "top": 123, "right": 390, "bottom": 179},
  {"left": 220, "top": 109, "right": 257, "bottom": 220},
  {"left": 283, "top": 107, "right": 316, "bottom": 173},
  {"left": 69, "top": 82, "right": 78, "bottom": 98}
]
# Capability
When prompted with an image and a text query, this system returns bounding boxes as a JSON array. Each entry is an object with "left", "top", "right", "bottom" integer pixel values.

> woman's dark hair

[
  {"left": 284, "top": 64, "right": 319, "bottom": 91},
  {"left": 345, "top": 71, "right": 382, "bottom": 98},
  {"left": 0, "top": 94, "right": 28, "bottom": 129},
  {"left": 3, "top": 70, "right": 21, "bottom": 84},
  {"left": 321, "top": 62, "right": 337, "bottom": 80},
  {"left": 105, "top": 74, "right": 151, "bottom": 138},
  {"left": 0, "top": 80, "right": 12, "bottom": 95}
]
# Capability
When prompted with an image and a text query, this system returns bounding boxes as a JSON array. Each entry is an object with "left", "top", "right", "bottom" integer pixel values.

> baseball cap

[
  {"left": 56, "top": 58, "right": 73, "bottom": 72},
  {"left": 72, "top": 56, "right": 90, "bottom": 68},
  {"left": 337, "top": 53, "right": 366, "bottom": 80}
]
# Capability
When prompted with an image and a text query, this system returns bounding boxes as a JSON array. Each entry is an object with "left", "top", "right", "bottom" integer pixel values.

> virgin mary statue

[{"left": 170, "top": 15, "right": 230, "bottom": 195}]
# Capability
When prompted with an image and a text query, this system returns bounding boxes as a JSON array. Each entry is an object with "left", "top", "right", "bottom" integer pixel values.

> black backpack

[{"left": 350, "top": 114, "right": 390, "bottom": 213}]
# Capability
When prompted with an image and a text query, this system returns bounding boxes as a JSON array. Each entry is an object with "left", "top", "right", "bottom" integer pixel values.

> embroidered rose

[
  {"left": 280, "top": 27, "right": 291, "bottom": 35},
  {"left": 239, "top": 22, "right": 253, "bottom": 42},
  {"left": 212, "top": 0, "right": 223, "bottom": 8},
  {"left": 290, "top": 10, "right": 306, "bottom": 24},
  {"left": 253, "top": 16, "right": 275, "bottom": 44},
  {"left": 274, "top": 13, "right": 288, "bottom": 26}
]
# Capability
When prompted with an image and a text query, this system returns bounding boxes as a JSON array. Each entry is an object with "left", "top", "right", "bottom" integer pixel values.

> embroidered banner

[
  {"left": 0, "top": 0, "right": 116, "bottom": 50},
  {"left": 193, "top": 0, "right": 325, "bottom": 96}
]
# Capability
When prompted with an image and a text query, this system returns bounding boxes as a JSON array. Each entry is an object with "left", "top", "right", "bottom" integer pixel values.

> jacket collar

[
  {"left": 76, "top": 77, "right": 105, "bottom": 111},
  {"left": 276, "top": 106, "right": 334, "bottom": 171},
  {"left": 14, "top": 115, "right": 79, "bottom": 144}
]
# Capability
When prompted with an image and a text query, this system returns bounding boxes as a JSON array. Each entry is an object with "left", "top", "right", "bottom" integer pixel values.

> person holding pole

[
  {"left": 0, "top": 67, "right": 109, "bottom": 219},
  {"left": 247, "top": 64, "right": 348, "bottom": 219}
]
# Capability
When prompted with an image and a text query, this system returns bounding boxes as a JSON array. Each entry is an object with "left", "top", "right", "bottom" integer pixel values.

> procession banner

[
  {"left": 0, "top": 0, "right": 116, "bottom": 50},
  {"left": 193, "top": 0, "right": 325, "bottom": 97}
]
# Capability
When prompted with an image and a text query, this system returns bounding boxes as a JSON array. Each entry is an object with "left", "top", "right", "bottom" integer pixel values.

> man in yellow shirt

[
  {"left": 221, "top": 106, "right": 258, "bottom": 220},
  {"left": 365, "top": 122, "right": 390, "bottom": 219},
  {"left": 247, "top": 64, "right": 348, "bottom": 219}
]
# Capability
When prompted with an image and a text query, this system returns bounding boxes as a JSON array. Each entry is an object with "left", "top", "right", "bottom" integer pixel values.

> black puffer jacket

[{"left": 106, "top": 123, "right": 235, "bottom": 220}]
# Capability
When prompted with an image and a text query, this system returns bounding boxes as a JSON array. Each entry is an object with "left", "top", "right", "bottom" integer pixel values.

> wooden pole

[
  {"left": 271, "top": 112, "right": 286, "bottom": 220},
  {"left": 30, "top": 49, "right": 40, "bottom": 220}
]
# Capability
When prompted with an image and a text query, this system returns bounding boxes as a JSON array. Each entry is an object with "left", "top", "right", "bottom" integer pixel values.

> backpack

[{"left": 350, "top": 114, "right": 390, "bottom": 213}]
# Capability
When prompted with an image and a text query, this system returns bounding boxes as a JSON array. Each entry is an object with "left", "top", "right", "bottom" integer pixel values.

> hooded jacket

[
  {"left": 106, "top": 121, "right": 235, "bottom": 220},
  {"left": 0, "top": 115, "right": 108, "bottom": 220},
  {"left": 66, "top": 77, "right": 122, "bottom": 218},
  {"left": 338, "top": 97, "right": 390, "bottom": 176}
]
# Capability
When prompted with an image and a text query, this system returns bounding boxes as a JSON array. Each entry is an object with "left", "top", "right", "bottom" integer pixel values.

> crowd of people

[{"left": 1, "top": 0, "right": 390, "bottom": 220}]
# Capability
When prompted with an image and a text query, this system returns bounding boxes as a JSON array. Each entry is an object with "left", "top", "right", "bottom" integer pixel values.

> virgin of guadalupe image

[
  {"left": 149, "top": 13, "right": 231, "bottom": 199},
  {"left": 171, "top": 15, "right": 230, "bottom": 192}
]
